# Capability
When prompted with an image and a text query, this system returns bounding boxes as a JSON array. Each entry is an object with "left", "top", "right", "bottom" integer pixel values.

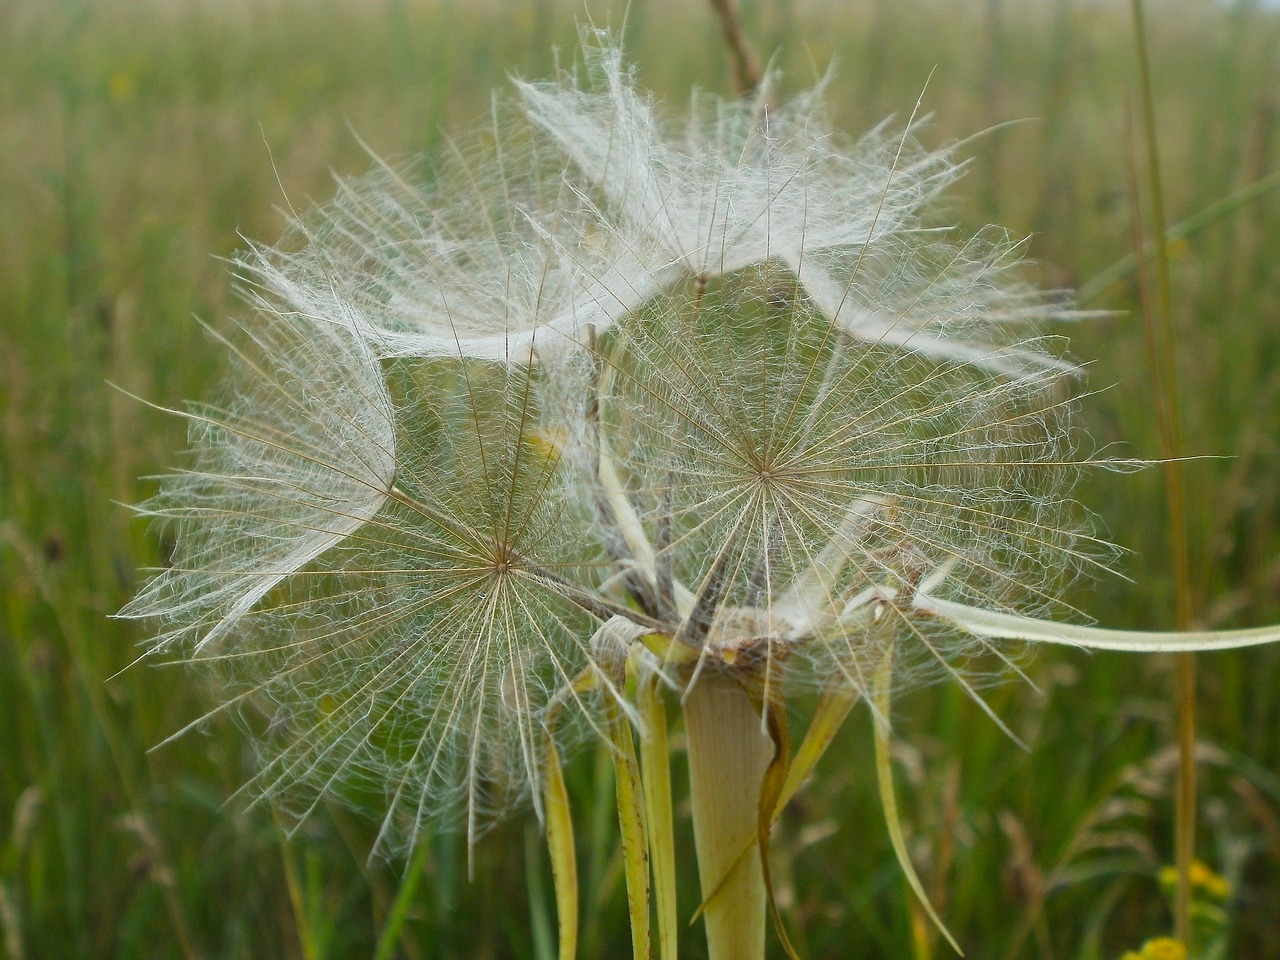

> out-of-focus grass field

[{"left": 2, "top": 0, "right": 1279, "bottom": 957}]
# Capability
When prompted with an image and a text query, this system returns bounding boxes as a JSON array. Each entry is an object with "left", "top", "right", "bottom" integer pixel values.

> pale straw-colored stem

[{"left": 683, "top": 667, "right": 774, "bottom": 960}]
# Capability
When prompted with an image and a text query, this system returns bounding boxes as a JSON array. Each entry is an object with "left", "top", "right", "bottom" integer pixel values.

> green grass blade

[
  {"left": 1129, "top": 0, "right": 1198, "bottom": 942},
  {"left": 872, "top": 656, "right": 963, "bottom": 957},
  {"left": 372, "top": 835, "right": 433, "bottom": 960},
  {"left": 1076, "top": 171, "right": 1280, "bottom": 305}
]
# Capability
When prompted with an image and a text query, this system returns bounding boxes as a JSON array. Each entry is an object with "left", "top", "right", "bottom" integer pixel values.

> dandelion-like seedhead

[{"left": 122, "top": 32, "right": 1106, "bottom": 853}]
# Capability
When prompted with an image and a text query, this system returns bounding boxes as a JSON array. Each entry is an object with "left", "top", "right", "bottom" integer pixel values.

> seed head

[{"left": 122, "top": 31, "right": 1105, "bottom": 854}]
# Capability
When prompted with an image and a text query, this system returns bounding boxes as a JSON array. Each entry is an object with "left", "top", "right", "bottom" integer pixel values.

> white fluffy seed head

[{"left": 122, "top": 30, "right": 1110, "bottom": 855}]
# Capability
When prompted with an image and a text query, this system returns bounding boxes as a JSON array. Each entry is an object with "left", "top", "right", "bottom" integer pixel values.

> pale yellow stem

[{"left": 683, "top": 668, "right": 774, "bottom": 960}]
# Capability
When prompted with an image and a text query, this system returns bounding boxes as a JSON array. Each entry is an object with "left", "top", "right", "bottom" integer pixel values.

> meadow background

[{"left": 2, "top": 0, "right": 1280, "bottom": 957}]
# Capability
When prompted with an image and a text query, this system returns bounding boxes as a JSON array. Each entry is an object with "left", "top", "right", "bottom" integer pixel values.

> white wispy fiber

[
  {"left": 121, "top": 315, "right": 396, "bottom": 656},
  {"left": 239, "top": 35, "right": 1072, "bottom": 377},
  {"left": 121, "top": 31, "right": 1280, "bottom": 856}
]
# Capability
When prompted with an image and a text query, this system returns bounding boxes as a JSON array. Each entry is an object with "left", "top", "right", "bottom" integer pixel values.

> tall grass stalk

[{"left": 1129, "top": 0, "right": 1198, "bottom": 944}]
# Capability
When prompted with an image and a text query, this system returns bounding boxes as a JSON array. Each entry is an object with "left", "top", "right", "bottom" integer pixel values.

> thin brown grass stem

[
  {"left": 705, "top": 0, "right": 764, "bottom": 98},
  {"left": 1129, "top": 0, "right": 1198, "bottom": 944}
]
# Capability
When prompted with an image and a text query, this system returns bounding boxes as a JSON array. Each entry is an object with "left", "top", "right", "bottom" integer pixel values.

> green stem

[{"left": 683, "top": 666, "right": 774, "bottom": 960}]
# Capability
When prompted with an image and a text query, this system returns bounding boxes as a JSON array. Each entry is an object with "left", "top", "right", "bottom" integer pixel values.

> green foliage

[{"left": 1, "top": 0, "right": 1278, "bottom": 957}]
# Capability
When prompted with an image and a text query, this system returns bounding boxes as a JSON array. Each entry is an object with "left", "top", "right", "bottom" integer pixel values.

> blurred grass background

[{"left": 2, "top": 0, "right": 1279, "bottom": 957}]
